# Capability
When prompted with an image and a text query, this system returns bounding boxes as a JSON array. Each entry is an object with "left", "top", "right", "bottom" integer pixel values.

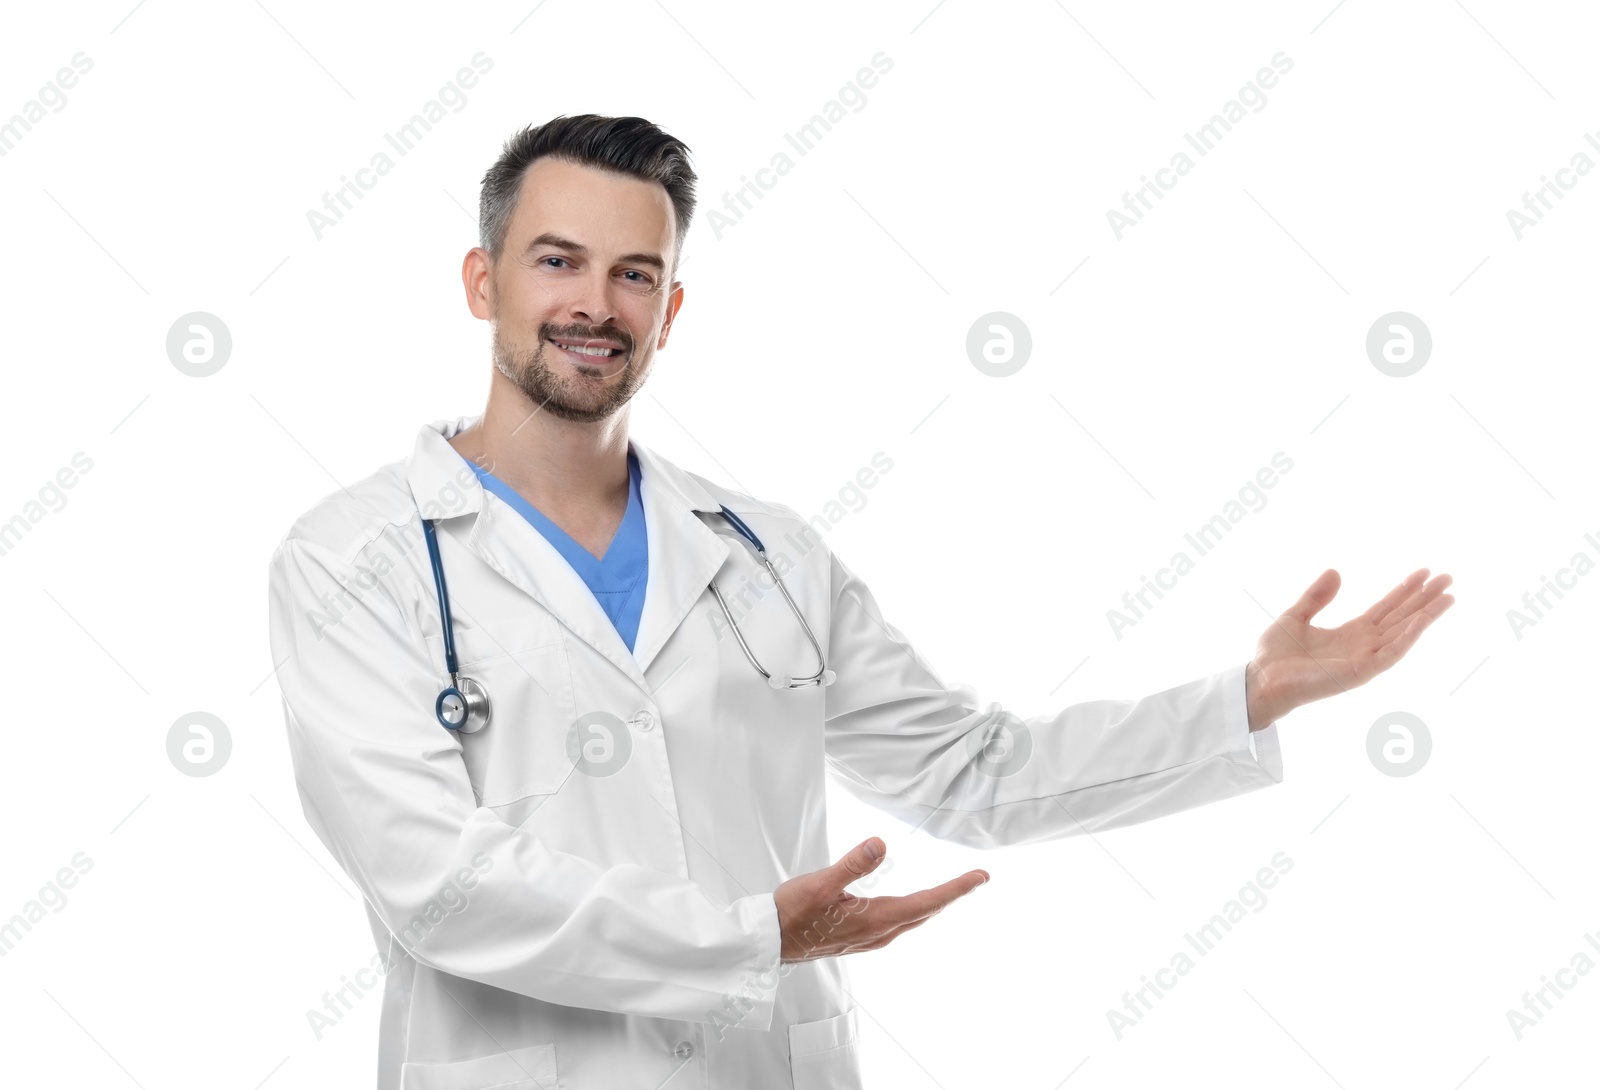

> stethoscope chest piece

[{"left": 436, "top": 676, "right": 491, "bottom": 734}]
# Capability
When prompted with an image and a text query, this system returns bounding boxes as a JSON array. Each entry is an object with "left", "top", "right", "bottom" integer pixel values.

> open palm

[{"left": 1252, "top": 567, "right": 1455, "bottom": 716}]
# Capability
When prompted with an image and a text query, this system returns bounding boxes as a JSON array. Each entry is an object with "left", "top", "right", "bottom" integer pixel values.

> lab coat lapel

[
  {"left": 629, "top": 437, "right": 731, "bottom": 680},
  {"left": 468, "top": 488, "right": 655, "bottom": 688},
  {"left": 407, "top": 418, "right": 731, "bottom": 694}
]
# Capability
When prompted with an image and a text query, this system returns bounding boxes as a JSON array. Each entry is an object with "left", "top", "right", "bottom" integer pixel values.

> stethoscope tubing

[
  {"left": 421, "top": 517, "right": 460, "bottom": 680},
  {"left": 708, "top": 505, "right": 831, "bottom": 687},
  {"left": 421, "top": 502, "right": 830, "bottom": 732}
]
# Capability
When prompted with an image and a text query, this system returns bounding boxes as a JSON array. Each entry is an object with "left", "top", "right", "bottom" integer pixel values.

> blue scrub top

[{"left": 461, "top": 449, "right": 650, "bottom": 653}]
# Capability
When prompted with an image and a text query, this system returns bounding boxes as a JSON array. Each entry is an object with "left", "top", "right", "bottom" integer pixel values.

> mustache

[{"left": 543, "top": 327, "right": 632, "bottom": 350}]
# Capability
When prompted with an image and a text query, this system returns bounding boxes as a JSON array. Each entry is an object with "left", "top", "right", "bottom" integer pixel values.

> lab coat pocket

[
  {"left": 788, "top": 1006, "right": 863, "bottom": 1090},
  {"left": 426, "top": 632, "right": 579, "bottom": 805},
  {"left": 399, "top": 1041, "right": 557, "bottom": 1089}
]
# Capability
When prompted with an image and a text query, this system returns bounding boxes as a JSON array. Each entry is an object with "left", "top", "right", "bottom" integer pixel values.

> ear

[
  {"left": 462, "top": 247, "right": 494, "bottom": 321},
  {"left": 657, "top": 281, "right": 685, "bottom": 350}
]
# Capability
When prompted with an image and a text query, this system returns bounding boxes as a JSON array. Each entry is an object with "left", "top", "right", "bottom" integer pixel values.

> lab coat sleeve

[
  {"left": 266, "top": 536, "right": 781, "bottom": 1030},
  {"left": 820, "top": 549, "right": 1283, "bottom": 849}
]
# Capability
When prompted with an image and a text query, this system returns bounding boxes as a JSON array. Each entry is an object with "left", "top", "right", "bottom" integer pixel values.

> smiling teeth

[{"left": 555, "top": 341, "right": 619, "bottom": 357}]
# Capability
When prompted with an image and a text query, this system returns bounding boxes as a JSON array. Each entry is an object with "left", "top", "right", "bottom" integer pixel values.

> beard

[{"left": 492, "top": 321, "right": 647, "bottom": 424}]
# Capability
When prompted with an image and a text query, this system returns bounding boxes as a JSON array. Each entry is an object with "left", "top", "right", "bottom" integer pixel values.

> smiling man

[{"left": 267, "top": 114, "right": 1455, "bottom": 1090}]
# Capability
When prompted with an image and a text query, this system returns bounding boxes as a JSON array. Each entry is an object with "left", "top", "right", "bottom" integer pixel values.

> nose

[{"left": 568, "top": 268, "right": 618, "bottom": 331}]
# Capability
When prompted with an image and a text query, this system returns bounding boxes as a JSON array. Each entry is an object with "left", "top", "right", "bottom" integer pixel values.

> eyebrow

[{"left": 523, "top": 231, "right": 666, "bottom": 274}]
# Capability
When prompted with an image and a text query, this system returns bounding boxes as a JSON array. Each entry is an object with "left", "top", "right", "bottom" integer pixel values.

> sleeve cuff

[
  {"left": 721, "top": 892, "right": 783, "bottom": 1032},
  {"left": 1227, "top": 661, "right": 1284, "bottom": 784}
]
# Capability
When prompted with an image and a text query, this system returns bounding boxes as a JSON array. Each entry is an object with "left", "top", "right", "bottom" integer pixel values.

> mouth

[{"left": 548, "top": 337, "right": 626, "bottom": 364}]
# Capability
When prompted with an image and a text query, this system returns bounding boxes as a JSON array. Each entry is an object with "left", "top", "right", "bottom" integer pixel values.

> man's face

[{"left": 480, "top": 157, "right": 682, "bottom": 424}]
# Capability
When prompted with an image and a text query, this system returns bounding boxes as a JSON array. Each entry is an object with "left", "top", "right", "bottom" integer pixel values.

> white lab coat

[{"left": 266, "top": 414, "right": 1284, "bottom": 1090}]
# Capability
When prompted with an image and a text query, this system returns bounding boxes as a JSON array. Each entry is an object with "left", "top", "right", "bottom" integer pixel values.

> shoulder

[
  {"left": 679, "top": 467, "right": 834, "bottom": 576},
  {"left": 690, "top": 469, "right": 801, "bottom": 523},
  {"left": 267, "top": 454, "right": 420, "bottom": 572}
]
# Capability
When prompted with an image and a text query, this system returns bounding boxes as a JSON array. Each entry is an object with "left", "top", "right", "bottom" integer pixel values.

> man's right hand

[{"left": 774, "top": 837, "right": 990, "bottom": 963}]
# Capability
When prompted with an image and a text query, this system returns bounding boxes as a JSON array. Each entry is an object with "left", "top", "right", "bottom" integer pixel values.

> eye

[
  {"left": 621, "top": 270, "right": 651, "bottom": 284},
  {"left": 540, "top": 256, "right": 570, "bottom": 269}
]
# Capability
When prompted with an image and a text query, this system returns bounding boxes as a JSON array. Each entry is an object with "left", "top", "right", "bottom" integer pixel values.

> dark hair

[{"left": 478, "top": 114, "right": 697, "bottom": 277}]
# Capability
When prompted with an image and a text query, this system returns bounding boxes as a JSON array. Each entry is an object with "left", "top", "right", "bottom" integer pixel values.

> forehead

[{"left": 508, "top": 157, "right": 676, "bottom": 254}]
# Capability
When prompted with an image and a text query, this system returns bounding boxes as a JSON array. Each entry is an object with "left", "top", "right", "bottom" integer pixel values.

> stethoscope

[{"left": 421, "top": 505, "right": 834, "bottom": 734}]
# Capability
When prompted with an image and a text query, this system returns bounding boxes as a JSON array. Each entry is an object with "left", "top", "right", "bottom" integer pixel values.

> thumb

[
  {"left": 825, "top": 837, "right": 885, "bottom": 892},
  {"left": 1285, "top": 568, "right": 1340, "bottom": 624}
]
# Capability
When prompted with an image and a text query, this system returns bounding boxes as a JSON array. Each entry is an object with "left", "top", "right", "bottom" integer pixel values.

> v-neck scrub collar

[{"left": 459, "top": 447, "right": 650, "bottom": 653}]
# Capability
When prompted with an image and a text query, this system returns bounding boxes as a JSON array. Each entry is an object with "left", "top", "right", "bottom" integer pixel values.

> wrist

[{"left": 1245, "top": 660, "right": 1283, "bottom": 732}]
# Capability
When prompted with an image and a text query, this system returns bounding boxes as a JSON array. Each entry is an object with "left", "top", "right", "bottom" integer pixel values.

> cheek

[
  {"left": 623, "top": 306, "right": 665, "bottom": 347},
  {"left": 515, "top": 276, "right": 569, "bottom": 315},
  {"left": 492, "top": 292, "right": 538, "bottom": 332}
]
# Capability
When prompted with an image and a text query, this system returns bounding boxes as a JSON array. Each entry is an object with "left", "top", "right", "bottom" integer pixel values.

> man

[{"left": 266, "top": 114, "right": 1454, "bottom": 1089}]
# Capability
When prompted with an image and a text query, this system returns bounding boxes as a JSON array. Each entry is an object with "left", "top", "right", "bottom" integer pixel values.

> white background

[{"left": 2, "top": 0, "right": 1596, "bottom": 1086}]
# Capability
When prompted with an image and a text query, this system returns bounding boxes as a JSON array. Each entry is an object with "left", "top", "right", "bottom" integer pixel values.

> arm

[
  {"left": 820, "top": 549, "right": 1284, "bottom": 850},
  {"left": 266, "top": 536, "right": 781, "bottom": 1029}
]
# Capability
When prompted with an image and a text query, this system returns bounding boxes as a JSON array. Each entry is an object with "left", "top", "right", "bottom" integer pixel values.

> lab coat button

[
  {"left": 633, "top": 710, "right": 657, "bottom": 731},
  {"left": 673, "top": 1040, "right": 694, "bottom": 1059}
]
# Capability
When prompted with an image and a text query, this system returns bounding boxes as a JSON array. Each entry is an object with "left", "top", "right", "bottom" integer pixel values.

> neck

[{"left": 448, "top": 384, "right": 631, "bottom": 517}]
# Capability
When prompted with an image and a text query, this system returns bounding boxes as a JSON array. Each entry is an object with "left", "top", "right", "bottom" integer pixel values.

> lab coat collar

[
  {"left": 404, "top": 413, "right": 728, "bottom": 518},
  {"left": 405, "top": 414, "right": 732, "bottom": 692}
]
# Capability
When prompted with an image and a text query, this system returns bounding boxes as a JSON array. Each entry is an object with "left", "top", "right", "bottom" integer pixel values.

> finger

[
  {"left": 1376, "top": 572, "right": 1450, "bottom": 632},
  {"left": 846, "top": 912, "right": 938, "bottom": 955},
  {"left": 870, "top": 869, "right": 990, "bottom": 927},
  {"left": 820, "top": 838, "right": 886, "bottom": 895},
  {"left": 1375, "top": 573, "right": 1453, "bottom": 637},
  {"left": 1372, "top": 592, "right": 1454, "bottom": 669},
  {"left": 1376, "top": 596, "right": 1450, "bottom": 655},
  {"left": 1357, "top": 568, "right": 1430, "bottom": 628},
  {"left": 1284, "top": 569, "right": 1341, "bottom": 624},
  {"left": 830, "top": 871, "right": 992, "bottom": 954}
]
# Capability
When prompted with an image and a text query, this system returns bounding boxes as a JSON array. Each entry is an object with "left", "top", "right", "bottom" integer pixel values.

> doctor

[{"left": 266, "top": 114, "right": 1455, "bottom": 1090}]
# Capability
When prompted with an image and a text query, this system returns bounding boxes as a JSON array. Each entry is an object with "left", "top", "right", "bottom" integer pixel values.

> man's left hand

[{"left": 1245, "top": 567, "right": 1455, "bottom": 731}]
